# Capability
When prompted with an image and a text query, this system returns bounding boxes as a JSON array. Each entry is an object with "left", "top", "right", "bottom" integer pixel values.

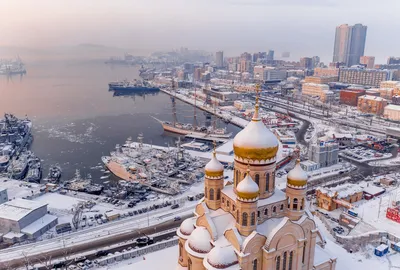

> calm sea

[{"left": 0, "top": 55, "right": 240, "bottom": 182}]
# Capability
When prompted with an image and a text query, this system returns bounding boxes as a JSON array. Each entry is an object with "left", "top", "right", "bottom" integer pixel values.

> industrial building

[
  {"left": 0, "top": 188, "right": 7, "bottom": 204},
  {"left": 316, "top": 183, "right": 364, "bottom": 211},
  {"left": 308, "top": 140, "right": 339, "bottom": 168},
  {"left": 357, "top": 95, "right": 388, "bottom": 115},
  {"left": 384, "top": 104, "right": 400, "bottom": 121},
  {"left": 339, "top": 67, "right": 392, "bottom": 87},
  {"left": 301, "top": 83, "right": 334, "bottom": 103},
  {"left": 304, "top": 76, "right": 338, "bottom": 84},
  {"left": 339, "top": 89, "right": 366, "bottom": 106},
  {"left": 253, "top": 65, "right": 287, "bottom": 82},
  {"left": 0, "top": 199, "right": 58, "bottom": 243}
]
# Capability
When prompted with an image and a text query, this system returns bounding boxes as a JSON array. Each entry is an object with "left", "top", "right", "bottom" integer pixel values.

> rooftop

[
  {"left": 359, "top": 95, "right": 386, "bottom": 101},
  {"left": 0, "top": 199, "right": 47, "bottom": 221},
  {"left": 21, "top": 214, "right": 58, "bottom": 235},
  {"left": 385, "top": 104, "right": 400, "bottom": 111}
]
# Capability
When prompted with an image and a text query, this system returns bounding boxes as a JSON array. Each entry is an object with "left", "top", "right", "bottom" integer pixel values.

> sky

[{"left": 0, "top": 0, "right": 399, "bottom": 63}]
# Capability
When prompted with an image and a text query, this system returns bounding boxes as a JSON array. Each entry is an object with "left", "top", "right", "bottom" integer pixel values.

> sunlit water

[{"left": 0, "top": 57, "right": 240, "bottom": 182}]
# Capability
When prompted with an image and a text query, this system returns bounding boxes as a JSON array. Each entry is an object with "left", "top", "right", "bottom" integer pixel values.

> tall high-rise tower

[
  {"left": 333, "top": 24, "right": 367, "bottom": 67},
  {"left": 215, "top": 51, "right": 224, "bottom": 68}
]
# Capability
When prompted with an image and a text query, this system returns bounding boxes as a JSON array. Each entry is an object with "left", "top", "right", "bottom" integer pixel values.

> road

[{"left": 0, "top": 204, "right": 194, "bottom": 269}]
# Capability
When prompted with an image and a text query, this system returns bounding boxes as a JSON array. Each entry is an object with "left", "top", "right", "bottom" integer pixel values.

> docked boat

[
  {"left": 181, "top": 140, "right": 210, "bottom": 152},
  {"left": 26, "top": 168, "right": 42, "bottom": 183},
  {"left": 46, "top": 165, "right": 62, "bottom": 183},
  {"left": 109, "top": 79, "right": 159, "bottom": 92},
  {"left": 7, "top": 154, "right": 29, "bottom": 179},
  {"left": 152, "top": 117, "right": 231, "bottom": 139}
]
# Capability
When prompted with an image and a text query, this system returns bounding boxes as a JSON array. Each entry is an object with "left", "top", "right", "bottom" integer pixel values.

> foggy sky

[{"left": 1, "top": 0, "right": 399, "bottom": 63}]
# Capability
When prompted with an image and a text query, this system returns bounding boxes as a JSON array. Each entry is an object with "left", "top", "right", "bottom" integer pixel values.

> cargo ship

[{"left": 108, "top": 79, "right": 159, "bottom": 92}]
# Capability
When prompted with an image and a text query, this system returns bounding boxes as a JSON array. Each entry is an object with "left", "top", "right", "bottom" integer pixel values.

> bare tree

[
  {"left": 21, "top": 251, "right": 32, "bottom": 270},
  {"left": 37, "top": 253, "right": 53, "bottom": 270}
]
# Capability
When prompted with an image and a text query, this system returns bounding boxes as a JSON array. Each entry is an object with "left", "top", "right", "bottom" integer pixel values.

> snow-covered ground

[
  {"left": 0, "top": 178, "right": 43, "bottom": 199},
  {"left": 340, "top": 146, "right": 392, "bottom": 163},
  {"left": 369, "top": 156, "right": 400, "bottom": 167}
]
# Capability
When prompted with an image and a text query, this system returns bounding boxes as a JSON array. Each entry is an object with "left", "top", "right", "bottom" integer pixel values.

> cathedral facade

[{"left": 176, "top": 97, "right": 337, "bottom": 270}]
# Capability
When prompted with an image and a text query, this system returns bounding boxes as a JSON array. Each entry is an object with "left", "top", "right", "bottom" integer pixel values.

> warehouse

[{"left": 0, "top": 198, "right": 57, "bottom": 242}]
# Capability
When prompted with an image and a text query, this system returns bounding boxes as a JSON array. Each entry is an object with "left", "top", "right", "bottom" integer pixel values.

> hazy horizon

[{"left": 1, "top": 0, "right": 400, "bottom": 63}]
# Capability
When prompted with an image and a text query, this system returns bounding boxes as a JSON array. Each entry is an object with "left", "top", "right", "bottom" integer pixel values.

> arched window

[
  {"left": 188, "top": 258, "right": 192, "bottom": 270},
  {"left": 280, "top": 204, "right": 284, "bottom": 211},
  {"left": 288, "top": 197, "right": 291, "bottom": 208},
  {"left": 179, "top": 242, "right": 183, "bottom": 262},
  {"left": 253, "top": 259, "right": 258, "bottom": 270},
  {"left": 273, "top": 206, "right": 276, "bottom": 213},
  {"left": 293, "top": 198, "right": 298, "bottom": 210},
  {"left": 272, "top": 171, "right": 275, "bottom": 187},
  {"left": 251, "top": 212, "right": 256, "bottom": 226},
  {"left": 301, "top": 198, "right": 305, "bottom": 210},
  {"left": 242, "top": 212, "right": 248, "bottom": 226},
  {"left": 266, "top": 173, "right": 270, "bottom": 192},
  {"left": 289, "top": 251, "right": 294, "bottom": 270},
  {"left": 204, "top": 188, "right": 207, "bottom": 199},
  {"left": 255, "top": 174, "right": 260, "bottom": 187},
  {"left": 257, "top": 211, "right": 260, "bottom": 218},
  {"left": 209, "top": 188, "right": 214, "bottom": 200},
  {"left": 232, "top": 204, "right": 235, "bottom": 211},
  {"left": 217, "top": 189, "right": 221, "bottom": 200},
  {"left": 302, "top": 243, "right": 306, "bottom": 264},
  {"left": 264, "top": 208, "right": 268, "bottom": 216},
  {"left": 276, "top": 256, "right": 281, "bottom": 270},
  {"left": 283, "top": 251, "right": 287, "bottom": 270},
  {"left": 236, "top": 210, "right": 240, "bottom": 223},
  {"left": 222, "top": 197, "right": 225, "bottom": 204},
  {"left": 227, "top": 200, "right": 230, "bottom": 207}
]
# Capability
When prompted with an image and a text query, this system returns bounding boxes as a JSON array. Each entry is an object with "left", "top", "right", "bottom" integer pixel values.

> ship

[
  {"left": 44, "top": 165, "right": 62, "bottom": 183},
  {"left": 109, "top": 79, "right": 159, "bottom": 92},
  {"left": 26, "top": 167, "right": 42, "bottom": 183},
  {"left": 7, "top": 154, "right": 29, "bottom": 179},
  {"left": 0, "top": 58, "right": 26, "bottom": 75}
]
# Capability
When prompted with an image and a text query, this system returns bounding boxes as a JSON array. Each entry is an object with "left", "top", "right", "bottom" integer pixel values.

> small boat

[{"left": 47, "top": 165, "right": 62, "bottom": 183}]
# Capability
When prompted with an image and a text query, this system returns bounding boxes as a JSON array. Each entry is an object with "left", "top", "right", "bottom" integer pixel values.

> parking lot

[{"left": 340, "top": 146, "right": 392, "bottom": 162}]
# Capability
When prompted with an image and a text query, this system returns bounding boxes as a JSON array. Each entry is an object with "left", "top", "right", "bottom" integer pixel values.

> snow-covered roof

[
  {"left": 236, "top": 173, "right": 259, "bottom": 195},
  {"left": 359, "top": 95, "right": 386, "bottom": 101},
  {"left": 375, "top": 244, "right": 388, "bottom": 252},
  {"left": 0, "top": 199, "right": 47, "bottom": 221},
  {"left": 233, "top": 110, "right": 279, "bottom": 155},
  {"left": 256, "top": 217, "right": 286, "bottom": 240},
  {"left": 363, "top": 186, "right": 385, "bottom": 196},
  {"left": 385, "top": 104, "right": 400, "bottom": 111},
  {"left": 188, "top": 227, "right": 212, "bottom": 253},
  {"left": 206, "top": 245, "right": 238, "bottom": 269},
  {"left": 221, "top": 185, "right": 236, "bottom": 201},
  {"left": 314, "top": 244, "right": 334, "bottom": 266},
  {"left": 316, "top": 183, "right": 364, "bottom": 199},
  {"left": 257, "top": 188, "right": 287, "bottom": 207},
  {"left": 179, "top": 217, "right": 196, "bottom": 236},
  {"left": 205, "top": 153, "right": 224, "bottom": 173},
  {"left": 21, "top": 214, "right": 58, "bottom": 235}
]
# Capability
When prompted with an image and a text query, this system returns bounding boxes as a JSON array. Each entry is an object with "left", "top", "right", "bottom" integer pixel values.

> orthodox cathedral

[{"left": 176, "top": 93, "right": 337, "bottom": 270}]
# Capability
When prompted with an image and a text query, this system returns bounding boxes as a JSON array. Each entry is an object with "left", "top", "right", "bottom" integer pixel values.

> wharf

[
  {"left": 159, "top": 88, "right": 248, "bottom": 128},
  {"left": 185, "top": 132, "right": 229, "bottom": 143}
]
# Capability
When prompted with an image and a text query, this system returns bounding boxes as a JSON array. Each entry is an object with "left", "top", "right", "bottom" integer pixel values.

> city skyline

[{"left": 1, "top": 0, "right": 400, "bottom": 63}]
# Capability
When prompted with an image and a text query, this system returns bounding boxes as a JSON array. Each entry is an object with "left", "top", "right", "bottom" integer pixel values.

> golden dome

[
  {"left": 204, "top": 144, "right": 224, "bottom": 178},
  {"left": 287, "top": 159, "right": 308, "bottom": 187},
  {"left": 233, "top": 86, "right": 279, "bottom": 161},
  {"left": 236, "top": 169, "right": 259, "bottom": 200}
]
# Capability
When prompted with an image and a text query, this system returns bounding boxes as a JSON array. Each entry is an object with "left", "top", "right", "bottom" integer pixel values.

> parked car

[{"left": 171, "top": 204, "right": 179, "bottom": 209}]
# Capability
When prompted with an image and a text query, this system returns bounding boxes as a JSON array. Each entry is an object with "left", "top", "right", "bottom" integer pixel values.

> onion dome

[
  {"left": 205, "top": 149, "right": 224, "bottom": 178},
  {"left": 287, "top": 159, "right": 308, "bottom": 188},
  {"left": 233, "top": 89, "right": 279, "bottom": 162},
  {"left": 207, "top": 245, "right": 238, "bottom": 268},
  {"left": 180, "top": 218, "right": 196, "bottom": 236},
  {"left": 236, "top": 169, "right": 259, "bottom": 200},
  {"left": 188, "top": 227, "right": 212, "bottom": 253}
]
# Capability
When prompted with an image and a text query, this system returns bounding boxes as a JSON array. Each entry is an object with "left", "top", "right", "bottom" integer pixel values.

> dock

[
  {"left": 159, "top": 88, "right": 248, "bottom": 128},
  {"left": 185, "top": 133, "right": 229, "bottom": 143}
]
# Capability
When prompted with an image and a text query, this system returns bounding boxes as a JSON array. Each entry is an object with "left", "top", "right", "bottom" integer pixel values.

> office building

[
  {"left": 384, "top": 104, "right": 400, "bottom": 121},
  {"left": 339, "top": 67, "right": 392, "bottom": 87},
  {"left": 240, "top": 52, "right": 252, "bottom": 61},
  {"left": 215, "top": 51, "right": 224, "bottom": 68},
  {"left": 309, "top": 140, "right": 339, "bottom": 168},
  {"left": 333, "top": 24, "right": 367, "bottom": 66},
  {"left": 357, "top": 95, "right": 388, "bottom": 115},
  {"left": 300, "top": 57, "right": 313, "bottom": 69},
  {"left": 304, "top": 76, "right": 338, "bottom": 84},
  {"left": 340, "top": 89, "right": 366, "bottom": 106},
  {"left": 193, "top": 67, "right": 202, "bottom": 81},
  {"left": 380, "top": 80, "right": 400, "bottom": 89},
  {"left": 312, "top": 56, "right": 320, "bottom": 68},
  {"left": 239, "top": 59, "right": 251, "bottom": 73},
  {"left": 0, "top": 199, "right": 58, "bottom": 243},
  {"left": 314, "top": 67, "right": 339, "bottom": 77},
  {"left": 253, "top": 65, "right": 287, "bottom": 82},
  {"left": 302, "top": 83, "right": 333, "bottom": 102},
  {"left": 267, "top": 49, "right": 274, "bottom": 61},
  {"left": 0, "top": 188, "right": 7, "bottom": 204},
  {"left": 388, "top": 57, "right": 400, "bottom": 65},
  {"left": 175, "top": 100, "right": 337, "bottom": 270},
  {"left": 360, "top": 56, "right": 375, "bottom": 68}
]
